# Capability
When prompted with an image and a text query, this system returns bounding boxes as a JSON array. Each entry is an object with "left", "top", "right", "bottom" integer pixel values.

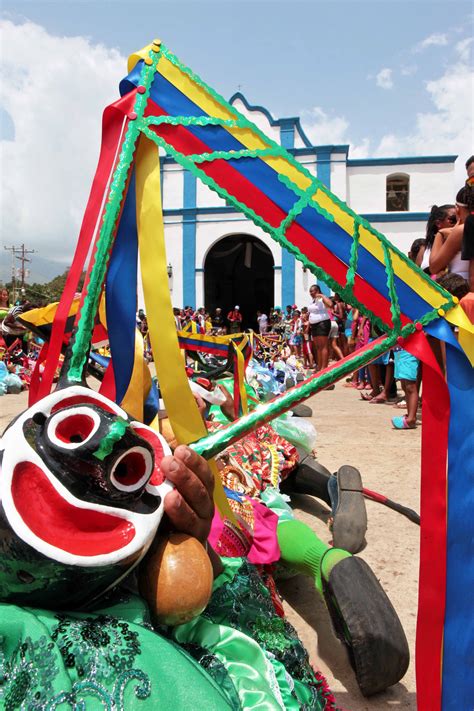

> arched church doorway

[{"left": 204, "top": 234, "right": 274, "bottom": 330}]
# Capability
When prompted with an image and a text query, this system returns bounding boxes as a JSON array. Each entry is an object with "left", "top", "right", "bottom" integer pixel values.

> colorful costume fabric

[{"left": 208, "top": 422, "right": 299, "bottom": 562}]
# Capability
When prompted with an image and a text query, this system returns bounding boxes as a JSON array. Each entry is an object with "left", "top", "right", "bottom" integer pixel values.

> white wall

[
  {"left": 331, "top": 153, "right": 347, "bottom": 201},
  {"left": 231, "top": 98, "right": 281, "bottom": 144},
  {"left": 196, "top": 180, "right": 227, "bottom": 208},
  {"left": 372, "top": 221, "right": 427, "bottom": 257},
  {"left": 347, "top": 162, "right": 456, "bottom": 213},
  {"left": 162, "top": 164, "right": 183, "bottom": 210},
  {"left": 299, "top": 158, "right": 317, "bottom": 177},
  {"left": 163, "top": 223, "right": 184, "bottom": 308},
  {"left": 294, "top": 261, "right": 312, "bottom": 307},
  {"left": 293, "top": 130, "right": 306, "bottom": 149}
]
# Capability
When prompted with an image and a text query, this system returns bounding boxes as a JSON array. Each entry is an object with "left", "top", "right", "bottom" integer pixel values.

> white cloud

[
  {"left": 414, "top": 33, "right": 448, "bottom": 52},
  {"left": 401, "top": 64, "right": 417, "bottom": 76},
  {"left": 300, "top": 107, "right": 370, "bottom": 157},
  {"left": 455, "top": 37, "right": 473, "bottom": 62},
  {"left": 0, "top": 20, "right": 125, "bottom": 267},
  {"left": 373, "top": 55, "right": 474, "bottom": 183},
  {"left": 375, "top": 68, "right": 393, "bottom": 89},
  {"left": 300, "top": 42, "right": 473, "bottom": 185},
  {"left": 299, "top": 107, "right": 350, "bottom": 145}
]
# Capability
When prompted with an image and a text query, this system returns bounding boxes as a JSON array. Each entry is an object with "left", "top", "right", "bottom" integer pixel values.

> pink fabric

[
  {"left": 208, "top": 510, "right": 225, "bottom": 552},
  {"left": 246, "top": 498, "right": 280, "bottom": 565},
  {"left": 209, "top": 498, "right": 280, "bottom": 565}
]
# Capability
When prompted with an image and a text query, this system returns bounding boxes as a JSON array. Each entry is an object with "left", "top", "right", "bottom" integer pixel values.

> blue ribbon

[
  {"left": 105, "top": 170, "right": 138, "bottom": 404},
  {"left": 442, "top": 344, "right": 474, "bottom": 709}
]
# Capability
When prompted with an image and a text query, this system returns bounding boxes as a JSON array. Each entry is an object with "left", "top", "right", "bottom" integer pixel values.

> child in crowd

[
  {"left": 333, "top": 294, "right": 348, "bottom": 356},
  {"left": 344, "top": 310, "right": 370, "bottom": 388},
  {"left": 289, "top": 309, "right": 303, "bottom": 356},
  {"left": 283, "top": 306, "right": 293, "bottom": 344},
  {"left": 301, "top": 307, "right": 314, "bottom": 369},
  {"left": 391, "top": 348, "right": 419, "bottom": 429},
  {"left": 328, "top": 298, "right": 344, "bottom": 361}
]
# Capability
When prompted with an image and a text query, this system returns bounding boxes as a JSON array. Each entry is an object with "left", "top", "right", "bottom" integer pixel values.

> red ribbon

[
  {"left": 403, "top": 330, "right": 449, "bottom": 711},
  {"left": 30, "top": 92, "right": 136, "bottom": 404}
]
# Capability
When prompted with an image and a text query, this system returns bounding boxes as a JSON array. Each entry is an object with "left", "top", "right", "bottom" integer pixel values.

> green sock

[
  {"left": 321, "top": 548, "right": 351, "bottom": 581},
  {"left": 277, "top": 519, "right": 351, "bottom": 593}
]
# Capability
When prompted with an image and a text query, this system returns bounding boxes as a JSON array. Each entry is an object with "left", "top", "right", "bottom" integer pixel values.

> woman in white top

[
  {"left": 430, "top": 187, "right": 471, "bottom": 281},
  {"left": 416, "top": 204, "right": 456, "bottom": 273},
  {"left": 308, "top": 284, "right": 333, "bottom": 371}
]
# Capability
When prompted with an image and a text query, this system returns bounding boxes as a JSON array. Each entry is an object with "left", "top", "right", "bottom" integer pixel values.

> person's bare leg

[
  {"left": 331, "top": 338, "right": 344, "bottom": 361},
  {"left": 315, "top": 335, "right": 329, "bottom": 369},
  {"left": 339, "top": 333, "right": 348, "bottom": 357},
  {"left": 427, "top": 335, "right": 445, "bottom": 375},
  {"left": 383, "top": 362, "right": 394, "bottom": 398},
  {"left": 311, "top": 337, "right": 319, "bottom": 369},
  {"left": 369, "top": 362, "right": 393, "bottom": 403},
  {"left": 404, "top": 380, "right": 418, "bottom": 427},
  {"left": 366, "top": 364, "right": 382, "bottom": 399}
]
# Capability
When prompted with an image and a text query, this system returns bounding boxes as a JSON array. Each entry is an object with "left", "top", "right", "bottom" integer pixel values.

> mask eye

[
  {"left": 47, "top": 408, "right": 100, "bottom": 450},
  {"left": 110, "top": 447, "right": 153, "bottom": 493}
]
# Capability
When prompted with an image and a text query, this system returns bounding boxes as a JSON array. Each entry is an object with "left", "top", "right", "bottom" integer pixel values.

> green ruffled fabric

[
  {"left": 0, "top": 558, "right": 335, "bottom": 710},
  {"left": 174, "top": 557, "right": 333, "bottom": 710},
  {"left": 0, "top": 594, "right": 235, "bottom": 710}
]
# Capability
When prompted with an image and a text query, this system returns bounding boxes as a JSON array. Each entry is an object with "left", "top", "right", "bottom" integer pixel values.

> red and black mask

[{"left": 0, "top": 385, "right": 172, "bottom": 609}]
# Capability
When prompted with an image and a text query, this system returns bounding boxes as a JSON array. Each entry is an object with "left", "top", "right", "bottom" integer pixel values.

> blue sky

[
  {"left": 2, "top": 0, "right": 471, "bottom": 145},
  {"left": 1, "top": 0, "right": 472, "bottom": 281}
]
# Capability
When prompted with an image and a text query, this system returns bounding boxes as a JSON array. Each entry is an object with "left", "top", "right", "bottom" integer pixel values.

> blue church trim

[
  {"left": 182, "top": 170, "right": 197, "bottom": 308},
  {"left": 160, "top": 145, "right": 349, "bottom": 165},
  {"left": 280, "top": 119, "right": 295, "bottom": 149},
  {"left": 164, "top": 207, "right": 431, "bottom": 224},
  {"left": 229, "top": 91, "right": 313, "bottom": 148},
  {"left": 348, "top": 155, "right": 457, "bottom": 167},
  {"left": 362, "top": 212, "right": 430, "bottom": 222},
  {"left": 281, "top": 249, "right": 295, "bottom": 308},
  {"left": 316, "top": 147, "right": 332, "bottom": 188}
]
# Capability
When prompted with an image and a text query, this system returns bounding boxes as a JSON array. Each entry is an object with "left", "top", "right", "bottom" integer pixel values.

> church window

[{"left": 386, "top": 174, "right": 409, "bottom": 211}]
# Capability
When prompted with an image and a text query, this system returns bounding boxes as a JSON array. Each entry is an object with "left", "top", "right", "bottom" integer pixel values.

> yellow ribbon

[
  {"left": 177, "top": 329, "right": 245, "bottom": 346},
  {"left": 232, "top": 336, "right": 249, "bottom": 416},
  {"left": 21, "top": 297, "right": 80, "bottom": 328},
  {"left": 120, "top": 331, "right": 152, "bottom": 422},
  {"left": 134, "top": 133, "right": 236, "bottom": 522}
]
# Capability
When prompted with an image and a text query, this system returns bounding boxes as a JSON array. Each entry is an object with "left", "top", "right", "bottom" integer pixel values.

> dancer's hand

[{"left": 160, "top": 445, "right": 214, "bottom": 546}]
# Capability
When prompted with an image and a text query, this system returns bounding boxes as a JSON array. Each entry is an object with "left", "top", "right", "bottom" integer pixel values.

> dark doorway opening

[{"left": 204, "top": 235, "right": 274, "bottom": 330}]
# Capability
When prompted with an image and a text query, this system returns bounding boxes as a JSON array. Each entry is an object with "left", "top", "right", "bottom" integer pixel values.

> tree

[{"left": 3, "top": 270, "right": 86, "bottom": 306}]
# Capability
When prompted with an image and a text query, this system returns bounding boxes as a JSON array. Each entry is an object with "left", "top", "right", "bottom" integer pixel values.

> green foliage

[{"left": 4, "top": 270, "right": 85, "bottom": 305}]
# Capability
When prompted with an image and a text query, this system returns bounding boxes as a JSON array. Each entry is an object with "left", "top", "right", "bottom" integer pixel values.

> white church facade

[{"left": 161, "top": 92, "right": 457, "bottom": 320}]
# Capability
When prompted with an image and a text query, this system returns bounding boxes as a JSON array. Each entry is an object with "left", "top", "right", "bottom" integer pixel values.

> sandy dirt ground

[{"left": 0, "top": 383, "right": 420, "bottom": 709}]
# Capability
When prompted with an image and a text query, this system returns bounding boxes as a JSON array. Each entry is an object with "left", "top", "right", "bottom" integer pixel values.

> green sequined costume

[{"left": 0, "top": 557, "right": 336, "bottom": 710}]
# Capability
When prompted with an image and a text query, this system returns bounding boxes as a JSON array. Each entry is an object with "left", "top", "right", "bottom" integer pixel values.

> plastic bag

[
  {"left": 272, "top": 412, "right": 317, "bottom": 454},
  {"left": 247, "top": 359, "right": 282, "bottom": 400}
]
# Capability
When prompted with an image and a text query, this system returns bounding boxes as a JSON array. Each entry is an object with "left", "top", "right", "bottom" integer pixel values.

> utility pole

[
  {"left": 16, "top": 244, "right": 35, "bottom": 292},
  {"left": 3, "top": 246, "right": 16, "bottom": 303},
  {"left": 4, "top": 244, "right": 36, "bottom": 302}
]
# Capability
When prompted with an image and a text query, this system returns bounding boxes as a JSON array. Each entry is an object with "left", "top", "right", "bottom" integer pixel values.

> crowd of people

[{"left": 0, "top": 291, "right": 39, "bottom": 394}]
